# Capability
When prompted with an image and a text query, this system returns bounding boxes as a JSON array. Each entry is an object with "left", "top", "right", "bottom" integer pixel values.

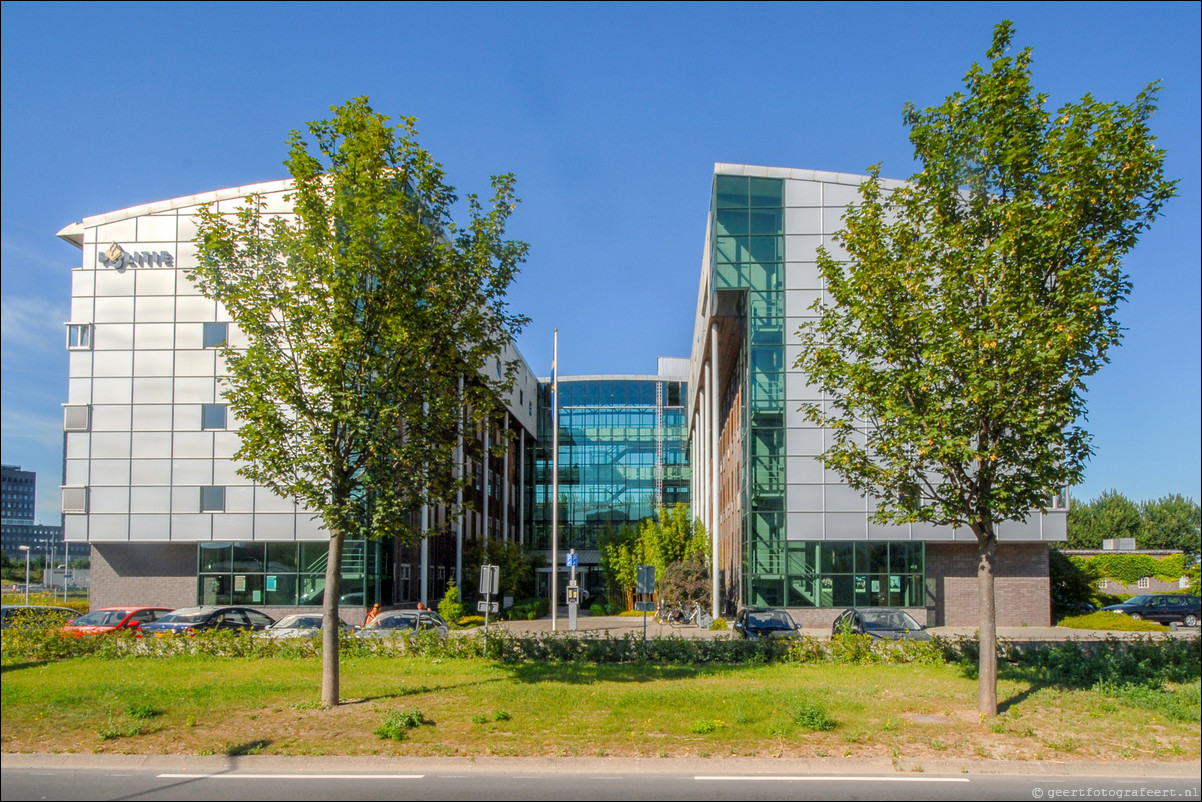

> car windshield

[
  {"left": 272, "top": 615, "right": 322, "bottom": 629},
  {"left": 69, "top": 610, "right": 127, "bottom": 627},
  {"left": 861, "top": 610, "right": 923, "bottom": 631},
  {"left": 155, "top": 609, "right": 210, "bottom": 624},
  {"left": 1122, "top": 596, "right": 1154, "bottom": 606},
  {"left": 372, "top": 615, "right": 419, "bottom": 630},
  {"left": 748, "top": 610, "right": 796, "bottom": 630}
]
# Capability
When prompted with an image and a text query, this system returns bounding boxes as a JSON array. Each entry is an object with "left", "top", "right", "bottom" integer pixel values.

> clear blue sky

[{"left": 2, "top": 1, "right": 1199, "bottom": 524}]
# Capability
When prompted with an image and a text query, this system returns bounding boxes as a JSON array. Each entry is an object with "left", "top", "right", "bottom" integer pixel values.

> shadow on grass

[
  {"left": 0, "top": 659, "right": 52, "bottom": 673},
  {"left": 355, "top": 676, "right": 505, "bottom": 703},
  {"left": 504, "top": 661, "right": 750, "bottom": 685},
  {"left": 225, "top": 739, "right": 272, "bottom": 756}
]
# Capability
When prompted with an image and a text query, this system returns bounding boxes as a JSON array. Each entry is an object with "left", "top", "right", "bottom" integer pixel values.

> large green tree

[
  {"left": 1139, "top": 494, "right": 1201, "bottom": 561},
  {"left": 794, "top": 22, "right": 1175, "bottom": 715},
  {"left": 190, "top": 98, "right": 528, "bottom": 707},
  {"left": 1065, "top": 489, "right": 1142, "bottom": 549}
]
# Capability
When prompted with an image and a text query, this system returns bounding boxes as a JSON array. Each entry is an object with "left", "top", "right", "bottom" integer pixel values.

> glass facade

[
  {"left": 751, "top": 540, "right": 925, "bottom": 608},
  {"left": 711, "top": 175, "right": 788, "bottom": 608},
  {"left": 196, "top": 540, "right": 393, "bottom": 607},
  {"left": 533, "top": 378, "right": 690, "bottom": 551}
]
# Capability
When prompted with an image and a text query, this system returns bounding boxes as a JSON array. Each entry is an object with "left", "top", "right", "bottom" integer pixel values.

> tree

[
  {"left": 794, "top": 22, "right": 1174, "bottom": 716},
  {"left": 1066, "top": 489, "right": 1142, "bottom": 549},
  {"left": 191, "top": 97, "right": 528, "bottom": 707},
  {"left": 598, "top": 504, "right": 707, "bottom": 609},
  {"left": 1139, "top": 494, "right": 1201, "bottom": 561}
]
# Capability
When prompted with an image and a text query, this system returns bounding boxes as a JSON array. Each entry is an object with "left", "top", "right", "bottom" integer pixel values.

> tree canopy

[
  {"left": 1067, "top": 491, "right": 1200, "bottom": 560},
  {"left": 794, "top": 22, "right": 1175, "bottom": 715},
  {"left": 190, "top": 97, "right": 528, "bottom": 706},
  {"left": 599, "top": 503, "right": 708, "bottom": 609}
]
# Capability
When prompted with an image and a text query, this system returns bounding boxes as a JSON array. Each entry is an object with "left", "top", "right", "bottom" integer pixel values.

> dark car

[
  {"left": 139, "top": 605, "right": 275, "bottom": 637},
  {"left": 0, "top": 604, "right": 79, "bottom": 630},
  {"left": 354, "top": 609, "right": 449, "bottom": 639},
  {"left": 733, "top": 608, "right": 801, "bottom": 640},
  {"left": 62, "top": 606, "right": 172, "bottom": 636},
  {"left": 1100, "top": 594, "right": 1200, "bottom": 627},
  {"left": 832, "top": 607, "right": 931, "bottom": 641}
]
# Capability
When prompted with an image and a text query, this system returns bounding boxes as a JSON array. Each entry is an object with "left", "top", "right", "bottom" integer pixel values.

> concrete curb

[{"left": 2, "top": 752, "right": 1199, "bottom": 778}]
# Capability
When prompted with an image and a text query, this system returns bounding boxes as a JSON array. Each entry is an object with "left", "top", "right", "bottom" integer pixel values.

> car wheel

[
  {"left": 1128, "top": 612, "right": 1142, "bottom": 620},
  {"left": 1184, "top": 614, "right": 1198, "bottom": 628}
]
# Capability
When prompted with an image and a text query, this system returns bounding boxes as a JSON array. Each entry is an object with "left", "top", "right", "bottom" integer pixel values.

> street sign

[
  {"left": 479, "top": 564, "right": 499, "bottom": 595},
  {"left": 636, "top": 565, "right": 655, "bottom": 594},
  {"left": 477, "top": 601, "right": 499, "bottom": 614},
  {"left": 566, "top": 552, "right": 578, "bottom": 567},
  {"left": 634, "top": 601, "right": 656, "bottom": 611}
]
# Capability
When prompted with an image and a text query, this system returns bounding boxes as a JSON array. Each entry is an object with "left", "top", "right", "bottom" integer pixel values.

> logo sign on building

[{"left": 98, "top": 242, "right": 174, "bottom": 270}]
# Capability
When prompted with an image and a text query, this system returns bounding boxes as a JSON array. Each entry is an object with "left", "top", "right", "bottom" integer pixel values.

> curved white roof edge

[
  {"left": 535, "top": 373, "right": 687, "bottom": 383},
  {"left": 712, "top": 163, "right": 909, "bottom": 191},
  {"left": 77, "top": 177, "right": 297, "bottom": 230}
]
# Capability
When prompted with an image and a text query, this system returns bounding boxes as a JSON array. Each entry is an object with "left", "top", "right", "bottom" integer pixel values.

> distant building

[{"left": 1, "top": 464, "right": 75, "bottom": 562}]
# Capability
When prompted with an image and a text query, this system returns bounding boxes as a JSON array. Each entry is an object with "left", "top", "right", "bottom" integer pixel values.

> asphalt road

[{"left": 2, "top": 755, "right": 1199, "bottom": 802}]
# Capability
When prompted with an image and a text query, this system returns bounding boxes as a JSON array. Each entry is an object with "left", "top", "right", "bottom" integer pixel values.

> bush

[
  {"left": 438, "top": 580, "right": 466, "bottom": 627},
  {"left": 787, "top": 698, "right": 836, "bottom": 731},
  {"left": 375, "top": 708, "right": 426, "bottom": 740}
]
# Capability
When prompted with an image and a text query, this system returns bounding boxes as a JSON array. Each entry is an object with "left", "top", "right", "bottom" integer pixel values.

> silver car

[
  {"left": 261, "top": 613, "right": 348, "bottom": 638},
  {"left": 355, "top": 610, "right": 449, "bottom": 639}
]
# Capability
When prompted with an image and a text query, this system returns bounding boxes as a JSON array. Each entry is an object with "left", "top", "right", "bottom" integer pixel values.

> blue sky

[{"left": 2, "top": 1, "right": 1199, "bottom": 523}]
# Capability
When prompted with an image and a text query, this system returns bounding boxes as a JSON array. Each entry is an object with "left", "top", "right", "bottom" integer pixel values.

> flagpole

[{"left": 551, "top": 328, "right": 559, "bottom": 632}]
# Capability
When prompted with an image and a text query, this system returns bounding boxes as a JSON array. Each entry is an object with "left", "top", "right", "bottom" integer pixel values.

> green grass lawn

[{"left": 2, "top": 653, "right": 1198, "bottom": 762}]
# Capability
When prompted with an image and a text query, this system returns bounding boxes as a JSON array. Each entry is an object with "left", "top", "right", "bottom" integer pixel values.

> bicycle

[
  {"left": 653, "top": 602, "right": 683, "bottom": 625},
  {"left": 670, "top": 601, "right": 713, "bottom": 629}
]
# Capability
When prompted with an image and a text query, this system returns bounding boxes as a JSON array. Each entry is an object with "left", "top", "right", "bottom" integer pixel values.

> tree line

[{"left": 1063, "top": 491, "right": 1200, "bottom": 561}]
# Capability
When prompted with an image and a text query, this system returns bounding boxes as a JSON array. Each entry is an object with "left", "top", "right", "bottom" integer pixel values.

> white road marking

[{"left": 696, "top": 775, "right": 970, "bottom": 783}]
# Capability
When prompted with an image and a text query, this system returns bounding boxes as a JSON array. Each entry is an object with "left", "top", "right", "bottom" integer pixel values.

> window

[
  {"left": 201, "top": 404, "right": 227, "bottom": 430},
  {"left": 1097, "top": 579, "right": 1109, "bottom": 589},
  {"left": 66, "top": 323, "right": 92, "bottom": 350},
  {"left": 63, "top": 404, "right": 91, "bottom": 431},
  {"left": 200, "top": 486, "right": 226, "bottom": 513},
  {"left": 61, "top": 486, "right": 88, "bottom": 514},
  {"left": 1137, "top": 577, "right": 1151, "bottom": 589},
  {"left": 202, "top": 322, "right": 228, "bottom": 348}
]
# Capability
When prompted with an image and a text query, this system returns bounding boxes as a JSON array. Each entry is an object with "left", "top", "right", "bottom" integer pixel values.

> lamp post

[{"left": 19, "top": 545, "right": 30, "bottom": 605}]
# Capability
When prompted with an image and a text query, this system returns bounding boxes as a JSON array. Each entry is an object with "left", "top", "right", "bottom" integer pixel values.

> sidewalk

[{"left": 484, "top": 613, "right": 1200, "bottom": 642}]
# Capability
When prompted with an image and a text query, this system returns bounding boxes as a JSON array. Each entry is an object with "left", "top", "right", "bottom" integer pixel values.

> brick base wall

[
  {"left": 925, "top": 542, "right": 1051, "bottom": 626},
  {"left": 91, "top": 543, "right": 196, "bottom": 610}
]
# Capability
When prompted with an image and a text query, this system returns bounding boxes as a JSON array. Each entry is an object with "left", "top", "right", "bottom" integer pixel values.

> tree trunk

[
  {"left": 321, "top": 530, "right": 345, "bottom": 708},
  {"left": 975, "top": 529, "right": 998, "bottom": 717}
]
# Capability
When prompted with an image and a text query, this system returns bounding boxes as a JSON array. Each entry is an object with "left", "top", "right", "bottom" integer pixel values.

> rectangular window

[
  {"left": 200, "top": 486, "right": 226, "bottom": 512},
  {"left": 66, "top": 323, "right": 93, "bottom": 350},
  {"left": 201, "top": 404, "right": 227, "bottom": 430},
  {"left": 61, "top": 486, "right": 89, "bottom": 513},
  {"left": 202, "top": 322, "right": 228, "bottom": 348},
  {"left": 1097, "top": 578, "right": 1109, "bottom": 589},
  {"left": 1137, "top": 577, "right": 1151, "bottom": 589},
  {"left": 63, "top": 404, "right": 91, "bottom": 431}
]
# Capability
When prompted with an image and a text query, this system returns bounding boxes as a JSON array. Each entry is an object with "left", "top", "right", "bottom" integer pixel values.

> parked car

[
  {"left": 0, "top": 604, "right": 80, "bottom": 630},
  {"left": 1100, "top": 594, "right": 1200, "bottom": 627},
  {"left": 733, "top": 607, "right": 801, "bottom": 640},
  {"left": 261, "top": 613, "right": 348, "bottom": 638},
  {"left": 832, "top": 607, "right": 931, "bottom": 641},
  {"left": 139, "top": 606, "right": 275, "bottom": 637},
  {"left": 355, "top": 609, "right": 449, "bottom": 639},
  {"left": 62, "top": 606, "right": 172, "bottom": 636}
]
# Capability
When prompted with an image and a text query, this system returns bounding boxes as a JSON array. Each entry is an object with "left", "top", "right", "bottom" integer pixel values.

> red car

[{"left": 62, "top": 606, "right": 173, "bottom": 636}]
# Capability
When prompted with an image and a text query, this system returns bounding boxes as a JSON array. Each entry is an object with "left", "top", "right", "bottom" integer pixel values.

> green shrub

[
  {"left": 1057, "top": 611, "right": 1168, "bottom": 632},
  {"left": 438, "top": 580, "right": 466, "bottom": 627},
  {"left": 788, "top": 699, "right": 836, "bottom": 731},
  {"left": 709, "top": 617, "right": 728, "bottom": 631},
  {"left": 690, "top": 718, "right": 724, "bottom": 733},
  {"left": 375, "top": 708, "right": 426, "bottom": 740},
  {"left": 589, "top": 603, "right": 605, "bottom": 617}
]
